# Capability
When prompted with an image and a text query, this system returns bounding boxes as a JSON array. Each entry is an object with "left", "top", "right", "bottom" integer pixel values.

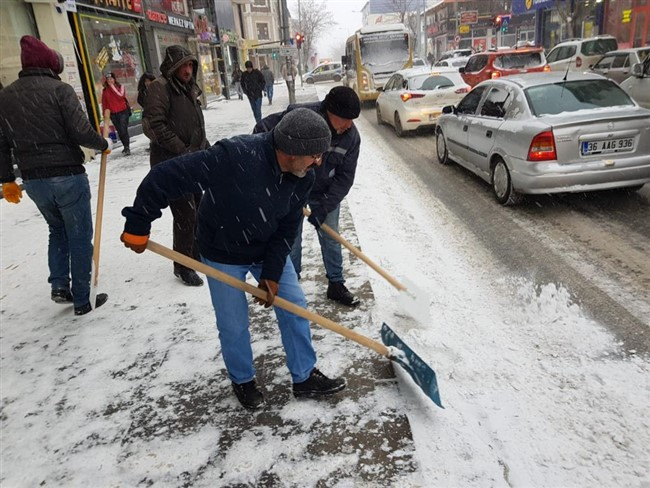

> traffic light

[{"left": 295, "top": 32, "right": 304, "bottom": 49}]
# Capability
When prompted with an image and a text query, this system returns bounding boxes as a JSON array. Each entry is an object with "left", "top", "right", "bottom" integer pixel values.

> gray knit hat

[{"left": 273, "top": 108, "right": 331, "bottom": 156}]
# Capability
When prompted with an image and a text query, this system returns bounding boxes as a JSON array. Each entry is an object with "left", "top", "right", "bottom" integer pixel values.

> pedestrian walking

[
  {"left": 231, "top": 63, "right": 243, "bottom": 100},
  {"left": 121, "top": 108, "right": 346, "bottom": 410},
  {"left": 0, "top": 35, "right": 111, "bottom": 315},
  {"left": 137, "top": 71, "right": 156, "bottom": 107},
  {"left": 254, "top": 86, "right": 362, "bottom": 307},
  {"left": 240, "top": 60, "right": 266, "bottom": 122},
  {"left": 142, "top": 45, "right": 209, "bottom": 287},
  {"left": 101, "top": 72, "right": 131, "bottom": 155},
  {"left": 281, "top": 60, "right": 298, "bottom": 92},
  {"left": 261, "top": 64, "right": 275, "bottom": 105}
]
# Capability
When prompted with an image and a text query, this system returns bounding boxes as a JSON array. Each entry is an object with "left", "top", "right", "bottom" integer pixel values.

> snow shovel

[
  {"left": 90, "top": 109, "right": 111, "bottom": 304},
  {"left": 146, "top": 240, "right": 443, "bottom": 408},
  {"left": 302, "top": 208, "right": 430, "bottom": 325}
]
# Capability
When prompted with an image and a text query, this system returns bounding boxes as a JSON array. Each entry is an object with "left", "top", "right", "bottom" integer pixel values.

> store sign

[
  {"left": 146, "top": 9, "right": 194, "bottom": 30},
  {"left": 459, "top": 25, "right": 470, "bottom": 34},
  {"left": 459, "top": 11, "right": 478, "bottom": 25},
  {"left": 84, "top": 0, "right": 143, "bottom": 14},
  {"left": 512, "top": 0, "right": 558, "bottom": 15}
]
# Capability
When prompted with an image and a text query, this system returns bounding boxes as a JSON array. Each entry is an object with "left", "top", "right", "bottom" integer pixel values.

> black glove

[{"left": 307, "top": 207, "right": 327, "bottom": 229}]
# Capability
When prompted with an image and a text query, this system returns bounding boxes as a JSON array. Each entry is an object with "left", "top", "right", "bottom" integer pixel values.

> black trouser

[
  {"left": 170, "top": 192, "right": 202, "bottom": 273},
  {"left": 110, "top": 109, "right": 130, "bottom": 150}
]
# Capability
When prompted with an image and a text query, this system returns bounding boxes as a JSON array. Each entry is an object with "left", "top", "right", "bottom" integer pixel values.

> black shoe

[
  {"left": 174, "top": 269, "right": 204, "bottom": 286},
  {"left": 123, "top": 148, "right": 131, "bottom": 156},
  {"left": 232, "top": 380, "right": 265, "bottom": 410},
  {"left": 293, "top": 368, "right": 346, "bottom": 399},
  {"left": 74, "top": 293, "right": 108, "bottom": 316},
  {"left": 326, "top": 281, "right": 360, "bottom": 307},
  {"left": 51, "top": 288, "right": 73, "bottom": 304}
]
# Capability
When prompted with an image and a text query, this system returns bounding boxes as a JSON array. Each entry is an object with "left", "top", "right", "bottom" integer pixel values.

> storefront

[
  {"left": 71, "top": 0, "right": 146, "bottom": 130},
  {"left": 0, "top": 0, "right": 38, "bottom": 87},
  {"left": 605, "top": 0, "right": 650, "bottom": 48}
]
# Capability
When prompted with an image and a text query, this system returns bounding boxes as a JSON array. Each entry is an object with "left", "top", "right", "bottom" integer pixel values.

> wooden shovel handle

[
  {"left": 92, "top": 109, "right": 111, "bottom": 287},
  {"left": 303, "top": 208, "right": 407, "bottom": 291},
  {"left": 146, "top": 240, "right": 390, "bottom": 358}
]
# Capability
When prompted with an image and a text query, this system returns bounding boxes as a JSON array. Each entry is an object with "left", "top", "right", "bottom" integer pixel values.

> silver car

[
  {"left": 435, "top": 72, "right": 650, "bottom": 205},
  {"left": 589, "top": 47, "right": 650, "bottom": 84}
]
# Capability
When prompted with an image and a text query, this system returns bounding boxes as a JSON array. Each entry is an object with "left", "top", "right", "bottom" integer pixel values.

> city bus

[{"left": 342, "top": 23, "right": 413, "bottom": 102}]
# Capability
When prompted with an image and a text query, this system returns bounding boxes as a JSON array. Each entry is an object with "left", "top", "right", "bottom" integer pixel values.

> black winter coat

[
  {"left": 0, "top": 68, "right": 108, "bottom": 182},
  {"left": 143, "top": 45, "right": 209, "bottom": 166},
  {"left": 241, "top": 69, "right": 266, "bottom": 100},
  {"left": 253, "top": 102, "right": 361, "bottom": 216}
]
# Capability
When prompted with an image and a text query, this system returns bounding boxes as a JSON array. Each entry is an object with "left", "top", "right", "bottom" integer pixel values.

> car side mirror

[
  {"left": 442, "top": 105, "right": 455, "bottom": 114},
  {"left": 631, "top": 62, "right": 644, "bottom": 78},
  {"left": 459, "top": 67, "right": 466, "bottom": 73},
  {"left": 377, "top": 86, "right": 384, "bottom": 92}
]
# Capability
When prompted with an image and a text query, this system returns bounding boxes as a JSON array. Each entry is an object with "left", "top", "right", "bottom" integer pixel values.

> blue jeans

[
  {"left": 248, "top": 96, "right": 263, "bottom": 122},
  {"left": 201, "top": 255, "right": 316, "bottom": 384},
  {"left": 290, "top": 204, "right": 344, "bottom": 283},
  {"left": 265, "top": 83, "right": 274, "bottom": 103},
  {"left": 23, "top": 174, "right": 94, "bottom": 308}
]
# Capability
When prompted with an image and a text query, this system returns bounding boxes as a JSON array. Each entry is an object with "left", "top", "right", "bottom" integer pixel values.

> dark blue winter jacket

[
  {"left": 253, "top": 101, "right": 360, "bottom": 216},
  {"left": 122, "top": 131, "right": 314, "bottom": 282}
]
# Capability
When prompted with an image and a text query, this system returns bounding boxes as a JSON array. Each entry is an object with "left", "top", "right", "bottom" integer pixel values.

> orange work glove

[
  {"left": 254, "top": 279, "right": 279, "bottom": 308},
  {"left": 2, "top": 182, "right": 22, "bottom": 204},
  {"left": 120, "top": 232, "right": 149, "bottom": 253}
]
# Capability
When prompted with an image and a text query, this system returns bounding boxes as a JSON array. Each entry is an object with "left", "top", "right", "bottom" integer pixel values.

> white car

[
  {"left": 545, "top": 36, "right": 618, "bottom": 72},
  {"left": 434, "top": 56, "right": 470, "bottom": 70},
  {"left": 620, "top": 58, "right": 650, "bottom": 109},
  {"left": 376, "top": 67, "right": 470, "bottom": 136}
]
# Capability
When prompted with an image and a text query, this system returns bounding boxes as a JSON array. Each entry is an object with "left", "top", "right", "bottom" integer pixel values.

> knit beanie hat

[
  {"left": 20, "top": 35, "right": 64, "bottom": 74},
  {"left": 323, "top": 86, "right": 361, "bottom": 120},
  {"left": 273, "top": 108, "right": 331, "bottom": 156}
]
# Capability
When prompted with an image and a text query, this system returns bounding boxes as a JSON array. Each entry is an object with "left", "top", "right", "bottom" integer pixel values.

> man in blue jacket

[
  {"left": 121, "top": 108, "right": 346, "bottom": 410},
  {"left": 254, "top": 86, "right": 362, "bottom": 307}
]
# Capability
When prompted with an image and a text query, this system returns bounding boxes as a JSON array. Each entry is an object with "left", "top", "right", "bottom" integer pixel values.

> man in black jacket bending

[
  {"left": 0, "top": 36, "right": 111, "bottom": 315},
  {"left": 254, "top": 86, "right": 362, "bottom": 307}
]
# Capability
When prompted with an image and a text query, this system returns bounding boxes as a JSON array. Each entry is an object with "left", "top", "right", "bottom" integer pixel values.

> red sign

[{"left": 460, "top": 10, "right": 479, "bottom": 25}]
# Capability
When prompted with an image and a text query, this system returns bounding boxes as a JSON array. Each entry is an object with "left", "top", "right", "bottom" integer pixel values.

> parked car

[
  {"left": 459, "top": 47, "right": 549, "bottom": 87},
  {"left": 589, "top": 47, "right": 650, "bottom": 84},
  {"left": 435, "top": 72, "right": 650, "bottom": 205},
  {"left": 302, "top": 62, "right": 342, "bottom": 83},
  {"left": 438, "top": 49, "right": 474, "bottom": 61},
  {"left": 620, "top": 57, "right": 650, "bottom": 109},
  {"left": 376, "top": 67, "right": 470, "bottom": 136},
  {"left": 545, "top": 35, "right": 618, "bottom": 72},
  {"left": 434, "top": 56, "right": 470, "bottom": 70}
]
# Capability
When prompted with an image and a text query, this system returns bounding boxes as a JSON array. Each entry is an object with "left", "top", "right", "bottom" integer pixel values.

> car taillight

[
  {"left": 528, "top": 131, "right": 556, "bottom": 161},
  {"left": 400, "top": 92, "right": 425, "bottom": 102},
  {"left": 455, "top": 87, "right": 469, "bottom": 94},
  {"left": 543, "top": 65, "right": 551, "bottom": 72},
  {"left": 491, "top": 71, "right": 501, "bottom": 79},
  {"left": 575, "top": 56, "right": 582, "bottom": 68}
]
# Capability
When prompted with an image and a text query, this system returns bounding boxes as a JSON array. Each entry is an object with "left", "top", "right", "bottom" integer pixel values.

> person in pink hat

[{"left": 0, "top": 36, "right": 112, "bottom": 315}]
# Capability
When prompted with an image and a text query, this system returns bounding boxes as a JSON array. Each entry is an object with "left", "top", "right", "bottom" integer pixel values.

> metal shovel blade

[{"left": 381, "top": 322, "right": 443, "bottom": 408}]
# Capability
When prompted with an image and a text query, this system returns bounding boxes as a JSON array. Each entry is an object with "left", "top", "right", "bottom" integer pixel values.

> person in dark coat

[
  {"left": 121, "top": 108, "right": 346, "bottom": 410},
  {"left": 260, "top": 64, "right": 275, "bottom": 105},
  {"left": 101, "top": 72, "right": 131, "bottom": 155},
  {"left": 142, "top": 45, "right": 209, "bottom": 286},
  {"left": 0, "top": 35, "right": 111, "bottom": 315},
  {"left": 240, "top": 60, "right": 266, "bottom": 122},
  {"left": 254, "top": 86, "right": 362, "bottom": 307},
  {"left": 137, "top": 71, "right": 156, "bottom": 107}
]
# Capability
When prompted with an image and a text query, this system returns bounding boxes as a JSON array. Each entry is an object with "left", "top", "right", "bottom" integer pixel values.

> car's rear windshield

[
  {"left": 525, "top": 79, "right": 634, "bottom": 116},
  {"left": 411, "top": 74, "right": 462, "bottom": 90},
  {"left": 582, "top": 38, "right": 618, "bottom": 55},
  {"left": 494, "top": 52, "right": 544, "bottom": 69}
]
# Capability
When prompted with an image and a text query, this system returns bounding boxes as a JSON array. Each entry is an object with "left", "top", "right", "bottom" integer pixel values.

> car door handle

[
  {"left": 463, "top": 125, "right": 468, "bottom": 132},
  {"left": 486, "top": 130, "right": 492, "bottom": 138}
]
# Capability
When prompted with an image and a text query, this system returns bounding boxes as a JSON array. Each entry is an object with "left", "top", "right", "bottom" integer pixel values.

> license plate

[{"left": 581, "top": 137, "right": 634, "bottom": 156}]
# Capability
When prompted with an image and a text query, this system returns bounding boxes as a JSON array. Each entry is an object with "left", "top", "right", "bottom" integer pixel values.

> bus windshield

[{"left": 359, "top": 32, "right": 410, "bottom": 75}]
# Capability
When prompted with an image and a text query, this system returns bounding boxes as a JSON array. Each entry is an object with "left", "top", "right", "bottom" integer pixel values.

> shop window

[
  {"left": 79, "top": 13, "right": 145, "bottom": 119},
  {"left": 253, "top": 0, "right": 267, "bottom": 6},
  {"left": 257, "top": 22, "right": 270, "bottom": 41},
  {"left": 0, "top": 0, "right": 37, "bottom": 86}
]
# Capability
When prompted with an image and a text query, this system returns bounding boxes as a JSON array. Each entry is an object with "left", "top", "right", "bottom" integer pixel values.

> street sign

[{"left": 279, "top": 47, "right": 297, "bottom": 57}]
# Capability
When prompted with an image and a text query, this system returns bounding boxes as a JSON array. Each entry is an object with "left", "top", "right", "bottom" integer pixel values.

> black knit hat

[
  {"left": 273, "top": 108, "right": 331, "bottom": 156},
  {"left": 323, "top": 86, "right": 361, "bottom": 120}
]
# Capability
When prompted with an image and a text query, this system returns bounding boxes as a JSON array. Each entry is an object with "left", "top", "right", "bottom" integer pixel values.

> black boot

[
  {"left": 174, "top": 268, "right": 204, "bottom": 286},
  {"left": 232, "top": 380, "right": 265, "bottom": 410},
  {"left": 51, "top": 288, "right": 73, "bottom": 304},
  {"left": 74, "top": 293, "right": 108, "bottom": 316},
  {"left": 293, "top": 368, "right": 346, "bottom": 398},
  {"left": 326, "top": 281, "right": 360, "bottom": 307}
]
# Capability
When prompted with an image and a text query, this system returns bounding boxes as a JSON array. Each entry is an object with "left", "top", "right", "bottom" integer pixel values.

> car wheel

[
  {"left": 306, "top": 78, "right": 314, "bottom": 84},
  {"left": 376, "top": 105, "right": 384, "bottom": 125},
  {"left": 491, "top": 158, "right": 523, "bottom": 205},
  {"left": 394, "top": 113, "right": 405, "bottom": 137},
  {"left": 436, "top": 128, "right": 450, "bottom": 165},
  {"left": 333, "top": 74, "right": 341, "bottom": 82}
]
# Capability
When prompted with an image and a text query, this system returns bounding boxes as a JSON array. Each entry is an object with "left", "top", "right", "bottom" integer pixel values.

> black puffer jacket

[
  {"left": 241, "top": 69, "right": 266, "bottom": 100},
  {"left": 143, "top": 45, "right": 209, "bottom": 166},
  {"left": 0, "top": 68, "right": 108, "bottom": 182}
]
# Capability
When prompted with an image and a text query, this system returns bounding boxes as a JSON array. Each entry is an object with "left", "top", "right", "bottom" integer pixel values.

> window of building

[
  {"left": 256, "top": 22, "right": 270, "bottom": 40},
  {"left": 0, "top": 0, "right": 37, "bottom": 86}
]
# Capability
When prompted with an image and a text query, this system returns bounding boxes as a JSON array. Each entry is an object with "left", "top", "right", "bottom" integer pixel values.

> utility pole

[
  {"left": 297, "top": 0, "right": 303, "bottom": 86},
  {"left": 280, "top": 0, "right": 296, "bottom": 104}
]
